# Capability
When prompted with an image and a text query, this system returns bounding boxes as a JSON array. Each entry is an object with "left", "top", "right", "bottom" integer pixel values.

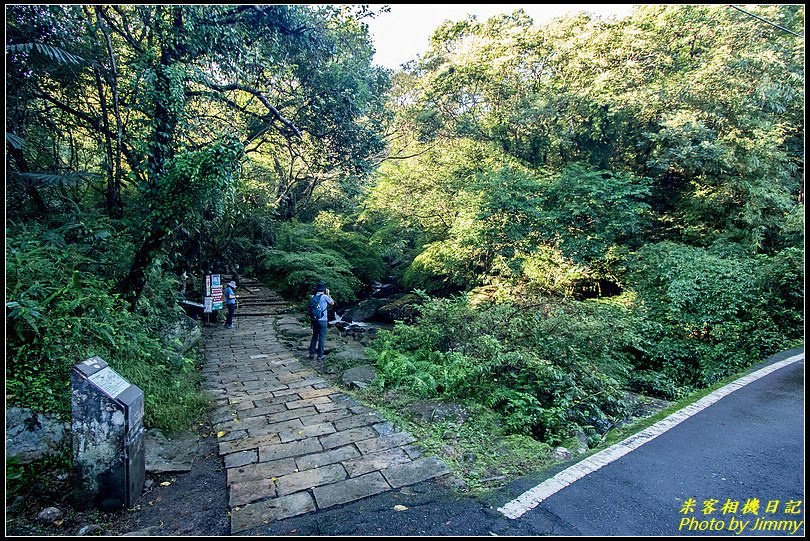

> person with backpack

[{"left": 308, "top": 282, "right": 334, "bottom": 361}]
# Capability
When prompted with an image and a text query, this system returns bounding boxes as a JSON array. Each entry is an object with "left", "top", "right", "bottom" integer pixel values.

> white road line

[{"left": 497, "top": 353, "right": 805, "bottom": 519}]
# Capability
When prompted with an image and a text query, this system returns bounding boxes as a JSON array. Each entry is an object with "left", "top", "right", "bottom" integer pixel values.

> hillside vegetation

[{"left": 6, "top": 4, "right": 803, "bottom": 481}]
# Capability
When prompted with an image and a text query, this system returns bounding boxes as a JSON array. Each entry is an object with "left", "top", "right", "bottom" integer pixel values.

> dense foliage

[
  {"left": 5, "top": 4, "right": 389, "bottom": 430},
  {"left": 5, "top": 4, "right": 803, "bottom": 458},
  {"left": 366, "top": 294, "right": 638, "bottom": 442},
  {"left": 359, "top": 4, "right": 803, "bottom": 440},
  {"left": 256, "top": 220, "right": 385, "bottom": 303},
  {"left": 6, "top": 218, "right": 208, "bottom": 428}
]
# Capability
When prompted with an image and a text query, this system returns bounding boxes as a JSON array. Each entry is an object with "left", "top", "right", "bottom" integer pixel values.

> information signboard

[
  {"left": 207, "top": 274, "right": 223, "bottom": 311},
  {"left": 211, "top": 287, "right": 223, "bottom": 310}
]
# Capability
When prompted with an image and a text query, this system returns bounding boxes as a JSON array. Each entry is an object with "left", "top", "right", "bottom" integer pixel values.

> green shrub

[
  {"left": 255, "top": 221, "right": 385, "bottom": 301},
  {"left": 316, "top": 227, "right": 386, "bottom": 284},
  {"left": 514, "top": 246, "right": 590, "bottom": 297},
  {"left": 257, "top": 248, "right": 361, "bottom": 302},
  {"left": 366, "top": 294, "right": 634, "bottom": 444},
  {"left": 628, "top": 241, "right": 804, "bottom": 387},
  {"left": 402, "top": 240, "right": 478, "bottom": 294},
  {"left": 5, "top": 223, "right": 209, "bottom": 431},
  {"left": 627, "top": 370, "right": 686, "bottom": 400}
]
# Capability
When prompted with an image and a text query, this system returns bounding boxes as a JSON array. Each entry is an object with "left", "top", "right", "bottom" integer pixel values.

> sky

[{"left": 364, "top": 4, "right": 637, "bottom": 70}]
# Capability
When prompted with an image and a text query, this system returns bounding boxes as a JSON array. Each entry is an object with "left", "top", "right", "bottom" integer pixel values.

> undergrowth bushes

[
  {"left": 5, "top": 221, "right": 208, "bottom": 431},
  {"left": 629, "top": 242, "right": 804, "bottom": 388},
  {"left": 255, "top": 221, "right": 385, "bottom": 302},
  {"left": 365, "top": 238, "right": 804, "bottom": 445},
  {"left": 366, "top": 294, "right": 638, "bottom": 444}
]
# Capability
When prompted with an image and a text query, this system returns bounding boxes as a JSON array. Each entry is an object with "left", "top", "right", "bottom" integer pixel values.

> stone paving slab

[
  {"left": 202, "top": 282, "right": 452, "bottom": 534},
  {"left": 312, "top": 471, "right": 391, "bottom": 509},
  {"left": 380, "top": 456, "right": 451, "bottom": 488},
  {"left": 230, "top": 491, "right": 316, "bottom": 533}
]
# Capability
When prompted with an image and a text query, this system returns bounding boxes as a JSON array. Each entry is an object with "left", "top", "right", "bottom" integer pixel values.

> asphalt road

[
  {"left": 510, "top": 349, "right": 805, "bottom": 536},
  {"left": 239, "top": 348, "right": 805, "bottom": 537}
]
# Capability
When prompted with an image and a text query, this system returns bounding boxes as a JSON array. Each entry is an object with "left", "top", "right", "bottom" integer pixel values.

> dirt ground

[{"left": 5, "top": 420, "right": 230, "bottom": 537}]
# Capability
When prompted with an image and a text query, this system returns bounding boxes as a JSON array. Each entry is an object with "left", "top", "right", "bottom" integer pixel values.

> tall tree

[
  {"left": 396, "top": 5, "right": 804, "bottom": 252},
  {"left": 6, "top": 4, "right": 390, "bottom": 307}
]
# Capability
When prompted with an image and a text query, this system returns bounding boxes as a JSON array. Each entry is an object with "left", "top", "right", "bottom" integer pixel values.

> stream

[{"left": 329, "top": 281, "right": 401, "bottom": 337}]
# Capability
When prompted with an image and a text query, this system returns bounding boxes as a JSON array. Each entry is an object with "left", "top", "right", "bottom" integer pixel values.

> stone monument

[{"left": 70, "top": 356, "right": 145, "bottom": 511}]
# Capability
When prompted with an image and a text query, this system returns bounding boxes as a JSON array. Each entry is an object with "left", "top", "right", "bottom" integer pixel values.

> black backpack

[{"left": 308, "top": 293, "right": 324, "bottom": 322}]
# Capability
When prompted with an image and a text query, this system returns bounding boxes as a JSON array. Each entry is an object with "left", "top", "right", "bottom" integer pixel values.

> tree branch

[{"left": 194, "top": 82, "right": 303, "bottom": 140}]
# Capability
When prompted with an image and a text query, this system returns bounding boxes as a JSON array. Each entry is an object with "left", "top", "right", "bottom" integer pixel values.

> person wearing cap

[
  {"left": 224, "top": 280, "right": 237, "bottom": 329},
  {"left": 308, "top": 282, "right": 334, "bottom": 361}
]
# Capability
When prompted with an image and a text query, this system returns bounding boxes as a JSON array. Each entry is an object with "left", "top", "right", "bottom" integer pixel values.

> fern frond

[
  {"left": 6, "top": 132, "right": 25, "bottom": 149},
  {"left": 7, "top": 42, "right": 86, "bottom": 65}
]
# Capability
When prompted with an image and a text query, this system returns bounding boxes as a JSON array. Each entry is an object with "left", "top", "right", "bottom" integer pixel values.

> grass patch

[
  {"left": 344, "top": 386, "right": 557, "bottom": 494},
  {"left": 114, "top": 343, "right": 212, "bottom": 434}
]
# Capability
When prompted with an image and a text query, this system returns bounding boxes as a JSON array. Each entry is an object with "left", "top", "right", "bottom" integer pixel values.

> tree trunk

[
  {"left": 119, "top": 15, "right": 182, "bottom": 308},
  {"left": 120, "top": 224, "right": 166, "bottom": 310}
]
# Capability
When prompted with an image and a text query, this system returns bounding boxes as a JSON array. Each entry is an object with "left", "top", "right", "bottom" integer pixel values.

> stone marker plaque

[
  {"left": 71, "top": 356, "right": 145, "bottom": 511},
  {"left": 87, "top": 366, "right": 130, "bottom": 398}
]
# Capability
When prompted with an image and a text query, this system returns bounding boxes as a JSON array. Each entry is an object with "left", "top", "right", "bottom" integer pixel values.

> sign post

[{"left": 70, "top": 356, "right": 145, "bottom": 511}]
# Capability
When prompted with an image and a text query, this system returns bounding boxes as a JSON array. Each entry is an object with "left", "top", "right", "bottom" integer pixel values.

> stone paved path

[{"left": 201, "top": 280, "right": 450, "bottom": 534}]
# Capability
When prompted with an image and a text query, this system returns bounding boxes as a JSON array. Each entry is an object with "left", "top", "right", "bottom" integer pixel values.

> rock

[
  {"left": 573, "top": 430, "right": 590, "bottom": 455},
  {"left": 406, "top": 400, "right": 468, "bottom": 423},
  {"left": 77, "top": 524, "right": 108, "bottom": 536},
  {"left": 334, "top": 320, "right": 351, "bottom": 332},
  {"left": 373, "top": 422, "right": 397, "bottom": 436},
  {"left": 370, "top": 282, "right": 401, "bottom": 298},
  {"left": 5, "top": 407, "right": 69, "bottom": 464},
  {"left": 144, "top": 429, "right": 199, "bottom": 473},
  {"left": 330, "top": 343, "right": 367, "bottom": 364},
  {"left": 440, "top": 445, "right": 459, "bottom": 459},
  {"left": 624, "top": 391, "right": 671, "bottom": 419},
  {"left": 276, "top": 322, "right": 312, "bottom": 338},
  {"left": 36, "top": 506, "right": 63, "bottom": 524},
  {"left": 435, "top": 474, "right": 468, "bottom": 490},
  {"left": 439, "top": 445, "right": 459, "bottom": 459},
  {"left": 375, "top": 293, "right": 422, "bottom": 323},
  {"left": 337, "top": 323, "right": 386, "bottom": 346},
  {"left": 340, "top": 298, "right": 389, "bottom": 323},
  {"left": 552, "top": 446, "right": 572, "bottom": 461},
  {"left": 276, "top": 315, "right": 304, "bottom": 327},
  {"left": 161, "top": 315, "right": 202, "bottom": 354},
  {"left": 340, "top": 364, "right": 378, "bottom": 388}
]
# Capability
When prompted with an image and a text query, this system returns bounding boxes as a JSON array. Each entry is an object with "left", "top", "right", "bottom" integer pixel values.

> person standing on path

[
  {"left": 308, "top": 282, "right": 334, "bottom": 361},
  {"left": 224, "top": 280, "right": 237, "bottom": 329}
]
